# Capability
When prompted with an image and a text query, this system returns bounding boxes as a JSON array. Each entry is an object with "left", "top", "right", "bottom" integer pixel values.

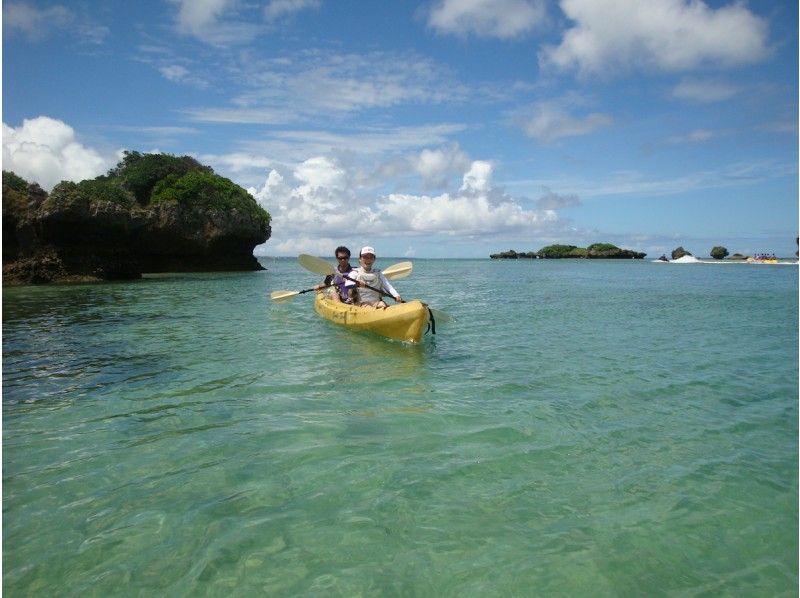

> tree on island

[
  {"left": 710, "top": 246, "right": 729, "bottom": 260},
  {"left": 490, "top": 243, "right": 646, "bottom": 259},
  {"left": 537, "top": 244, "right": 586, "bottom": 258}
]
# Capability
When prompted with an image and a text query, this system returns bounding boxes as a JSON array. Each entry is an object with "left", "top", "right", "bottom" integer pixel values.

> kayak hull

[{"left": 314, "top": 293, "right": 430, "bottom": 343}]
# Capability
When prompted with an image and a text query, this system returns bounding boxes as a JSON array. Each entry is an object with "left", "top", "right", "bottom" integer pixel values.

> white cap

[{"left": 360, "top": 246, "right": 376, "bottom": 256}]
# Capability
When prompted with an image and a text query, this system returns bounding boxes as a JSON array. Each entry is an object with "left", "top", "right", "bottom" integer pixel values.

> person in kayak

[
  {"left": 349, "top": 246, "right": 403, "bottom": 308},
  {"left": 315, "top": 245, "right": 355, "bottom": 303}
]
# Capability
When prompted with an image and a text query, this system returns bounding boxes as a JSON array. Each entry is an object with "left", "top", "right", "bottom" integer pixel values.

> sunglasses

[{"left": 336, "top": 255, "right": 350, "bottom": 260}]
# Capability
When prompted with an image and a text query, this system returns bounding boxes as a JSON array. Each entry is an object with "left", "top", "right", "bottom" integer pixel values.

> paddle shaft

[
  {"left": 343, "top": 274, "right": 404, "bottom": 303},
  {"left": 271, "top": 283, "right": 332, "bottom": 302}
]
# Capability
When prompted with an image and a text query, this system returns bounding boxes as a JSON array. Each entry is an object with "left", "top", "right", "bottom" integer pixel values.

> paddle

[
  {"left": 297, "top": 254, "right": 412, "bottom": 280},
  {"left": 382, "top": 261, "right": 413, "bottom": 280},
  {"left": 427, "top": 307, "right": 452, "bottom": 324},
  {"left": 270, "top": 285, "right": 330, "bottom": 303}
]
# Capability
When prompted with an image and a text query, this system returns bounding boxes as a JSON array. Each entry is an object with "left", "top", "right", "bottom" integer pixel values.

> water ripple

[{"left": 3, "top": 260, "right": 797, "bottom": 595}]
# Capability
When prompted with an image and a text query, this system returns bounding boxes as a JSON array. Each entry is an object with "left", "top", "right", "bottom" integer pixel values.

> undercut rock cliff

[{"left": 3, "top": 154, "right": 271, "bottom": 284}]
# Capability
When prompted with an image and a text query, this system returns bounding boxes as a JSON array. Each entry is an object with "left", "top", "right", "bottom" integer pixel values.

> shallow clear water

[{"left": 4, "top": 258, "right": 797, "bottom": 596}]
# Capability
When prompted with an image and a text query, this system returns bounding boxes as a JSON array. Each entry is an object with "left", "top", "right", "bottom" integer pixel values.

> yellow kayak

[{"left": 314, "top": 292, "right": 431, "bottom": 343}]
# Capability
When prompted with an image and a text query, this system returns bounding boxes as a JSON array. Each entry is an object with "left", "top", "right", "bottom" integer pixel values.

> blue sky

[{"left": 3, "top": 0, "right": 797, "bottom": 258}]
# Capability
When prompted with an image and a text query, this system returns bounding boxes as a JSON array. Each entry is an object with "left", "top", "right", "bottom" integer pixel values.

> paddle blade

[
  {"left": 270, "top": 289, "right": 301, "bottom": 303},
  {"left": 383, "top": 261, "right": 413, "bottom": 280},
  {"left": 297, "top": 254, "right": 335, "bottom": 276},
  {"left": 428, "top": 307, "right": 453, "bottom": 324}
]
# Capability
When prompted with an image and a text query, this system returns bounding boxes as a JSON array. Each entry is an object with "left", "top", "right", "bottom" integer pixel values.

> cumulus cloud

[
  {"left": 541, "top": 0, "right": 770, "bottom": 76},
  {"left": 3, "top": 116, "right": 113, "bottom": 190},
  {"left": 518, "top": 101, "right": 612, "bottom": 142},
  {"left": 250, "top": 156, "right": 561, "bottom": 253},
  {"left": 265, "top": 0, "right": 320, "bottom": 21},
  {"left": 460, "top": 160, "right": 493, "bottom": 194},
  {"left": 412, "top": 144, "right": 471, "bottom": 188},
  {"left": 249, "top": 157, "right": 359, "bottom": 238},
  {"left": 427, "top": 0, "right": 547, "bottom": 38}
]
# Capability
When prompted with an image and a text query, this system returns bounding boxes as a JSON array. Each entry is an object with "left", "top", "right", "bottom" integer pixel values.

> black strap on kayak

[{"left": 426, "top": 305, "right": 436, "bottom": 336}]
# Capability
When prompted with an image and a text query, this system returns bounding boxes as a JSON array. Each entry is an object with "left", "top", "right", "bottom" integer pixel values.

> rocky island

[
  {"left": 491, "top": 243, "right": 646, "bottom": 259},
  {"left": 3, "top": 152, "right": 271, "bottom": 284}
]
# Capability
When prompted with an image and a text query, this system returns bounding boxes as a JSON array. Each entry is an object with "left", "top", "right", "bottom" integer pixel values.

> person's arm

[
  {"left": 378, "top": 272, "right": 403, "bottom": 302},
  {"left": 315, "top": 274, "right": 334, "bottom": 291}
]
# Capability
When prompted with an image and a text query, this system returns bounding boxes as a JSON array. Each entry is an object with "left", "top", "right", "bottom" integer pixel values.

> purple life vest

[{"left": 332, "top": 265, "right": 354, "bottom": 301}]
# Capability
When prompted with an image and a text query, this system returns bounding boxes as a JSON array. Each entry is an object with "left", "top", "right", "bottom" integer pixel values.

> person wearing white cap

[{"left": 349, "top": 246, "right": 403, "bottom": 308}]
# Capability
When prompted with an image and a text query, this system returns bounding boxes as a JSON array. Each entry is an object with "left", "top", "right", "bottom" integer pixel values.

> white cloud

[
  {"left": 250, "top": 157, "right": 561, "bottom": 254},
  {"left": 295, "top": 156, "right": 348, "bottom": 195},
  {"left": 460, "top": 160, "right": 493, "bottom": 194},
  {"left": 249, "top": 157, "right": 360, "bottom": 238},
  {"left": 541, "top": 0, "right": 769, "bottom": 76},
  {"left": 427, "top": 0, "right": 546, "bottom": 38},
  {"left": 2, "top": 116, "right": 113, "bottom": 191},
  {"left": 247, "top": 51, "right": 462, "bottom": 115},
  {"left": 173, "top": 0, "right": 260, "bottom": 45},
  {"left": 377, "top": 191, "right": 556, "bottom": 236},
  {"left": 160, "top": 64, "right": 190, "bottom": 82},
  {"left": 671, "top": 78, "right": 739, "bottom": 103},
  {"left": 3, "top": 2, "right": 108, "bottom": 43},
  {"left": 4, "top": 2, "right": 71, "bottom": 37},
  {"left": 536, "top": 188, "right": 581, "bottom": 209},
  {"left": 413, "top": 144, "right": 471, "bottom": 188},
  {"left": 175, "top": 0, "right": 232, "bottom": 33},
  {"left": 265, "top": 0, "right": 320, "bottom": 21},
  {"left": 200, "top": 152, "right": 273, "bottom": 174},
  {"left": 182, "top": 48, "right": 472, "bottom": 126},
  {"left": 519, "top": 101, "right": 612, "bottom": 142},
  {"left": 158, "top": 64, "right": 209, "bottom": 88},
  {"left": 228, "top": 125, "right": 468, "bottom": 177}
]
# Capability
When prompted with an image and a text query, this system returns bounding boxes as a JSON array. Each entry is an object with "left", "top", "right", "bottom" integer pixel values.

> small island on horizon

[{"left": 490, "top": 243, "right": 646, "bottom": 260}]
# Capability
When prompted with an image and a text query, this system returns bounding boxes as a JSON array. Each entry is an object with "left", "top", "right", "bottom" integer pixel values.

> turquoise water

[{"left": 3, "top": 258, "right": 797, "bottom": 596}]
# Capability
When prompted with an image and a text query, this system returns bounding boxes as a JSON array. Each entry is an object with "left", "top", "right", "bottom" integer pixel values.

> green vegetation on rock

[
  {"left": 537, "top": 244, "right": 586, "bottom": 258},
  {"left": 710, "top": 246, "right": 729, "bottom": 260},
  {"left": 3, "top": 171, "right": 31, "bottom": 214},
  {"left": 49, "top": 179, "right": 137, "bottom": 208},
  {"left": 107, "top": 151, "right": 210, "bottom": 206},
  {"left": 29, "top": 151, "right": 271, "bottom": 225},
  {"left": 490, "top": 242, "right": 646, "bottom": 259},
  {"left": 3, "top": 170, "right": 29, "bottom": 193},
  {"left": 587, "top": 243, "right": 618, "bottom": 253},
  {"left": 151, "top": 170, "right": 270, "bottom": 226}
]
